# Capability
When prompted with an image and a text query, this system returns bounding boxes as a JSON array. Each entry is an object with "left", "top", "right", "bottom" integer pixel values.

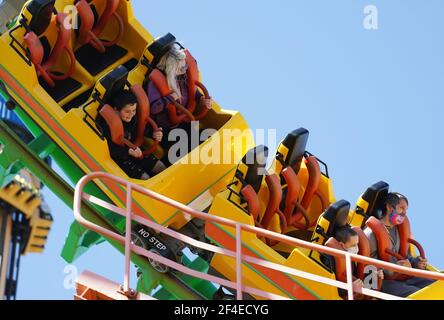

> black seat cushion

[
  {"left": 39, "top": 74, "right": 82, "bottom": 102},
  {"left": 75, "top": 43, "right": 128, "bottom": 76},
  {"left": 62, "top": 87, "right": 94, "bottom": 112}
]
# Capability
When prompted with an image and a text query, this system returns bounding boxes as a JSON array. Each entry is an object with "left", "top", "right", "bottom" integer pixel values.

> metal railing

[{"left": 73, "top": 172, "right": 444, "bottom": 300}]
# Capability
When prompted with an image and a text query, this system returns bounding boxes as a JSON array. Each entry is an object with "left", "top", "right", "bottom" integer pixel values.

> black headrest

[
  {"left": 240, "top": 145, "right": 268, "bottom": 193},
  {"left": 99, "top": 65, "right": 129, "bottom": 104},
  {"left": 279, "top": 127, "right": 309, "bottom": 172},
  {"left": 26, "top": 0, "right": 55, "bottom": 36},
  {"left": 148, "top": 33, "right": 177, "bottom": 67},
  {"left": 322, "top": 200, "right": 350, "bottom": 238},
  {"left": 362, "top": 181, "right": 389, "bottom": 219}
]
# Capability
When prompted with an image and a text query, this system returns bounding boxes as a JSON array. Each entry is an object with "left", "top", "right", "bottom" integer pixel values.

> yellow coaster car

[
  {"left": 1, "top": 0, "right": 442, "bottom": 300},
  {"left": 0, "top": 0, "right": 254, "bottom": 233},
  {"left": 206, "top": 129, "right": 444, "bottom": 299}
]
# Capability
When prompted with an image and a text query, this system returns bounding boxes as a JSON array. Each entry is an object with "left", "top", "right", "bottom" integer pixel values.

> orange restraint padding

[
  {"left": 100, "top": 106, "right": 135, "bottom": 150},
  {"left": 289, "top": 156, "right": 325, "bottom": 229},
  {"left": 185, "top": 50, "right": 211, "bottom": 120},
  {"left": 280, "top": 166, "right": 310, "bottom": 230},
  {"left": 93, "top": 0, "right": 124, "bottom": 48},
  {"left": 99, "top": 104, "right": 125, "bottom": 146},
  {"left": 352, "top": 226, "right": 371, "bottom": 280},
  {"left": 99, "top": 86, "right": 158, "bottom": 157},
  {"left": 131, "top": 84, "right": 150, "bottom": 147},
  {"left": 166, "top": 101, "right": 194, "bottom": 124},
  {"left": 325, "top": 238, "right": 348, "bottom": 283},
  {"left": 300, "top": 156, "right": 321, "bottom": 210},
  {"left": 149, "top": 69, "right": 174, "bottom": 96},
  {"left": 325, "top": 233, "right": 372, "bottom": 282},
  {"left": 236, "top": 176, "right": 287, "bottom": 247},
  {"left": 149, "top": 50, "right": 210, "bottom": 124},
  {"left": 194, "top": 81, "right": 211, "bottom": 120},
  {"left": 408, "top": 238, "right": 425, "bottom": 259},
  {"left": 325, "top": 235, "right": 381, "bottom": 298},
  {"left": 281, "top": 166, "right": 300, "bottom": 225},
  {"left": 398, "top": 216, "right": 425, "bottom": 258},
  {"left": 43, "top": 14, "right": 76, "bottom": 80},
  {"left": 149, "top": 69, "right": 190, "bottom": 124},
  {"left": 76, "top": 0, "right": 105, "bottom": 52},
  {"left": 365, "top": 216, "right": 396, "bottom": 263},
  {"left": 365, "top": 216, "right": 426, "bottom": 262},
  {"left": 25, "top": 13, "right": 76, "bottom": 87},
  {"left": 24, "top": 32, "right": 44, "bottom": 66},
  {"left": 184, "top": 50, "right": 198, "bottom": 114},
  {"left": 365, "top": 216, "right": 424, "bottom": 281},
  {"left": 76, "top": 0, "right": 123, "bottom": 51},
  {"left": 241, "top": 185, "right": 261, "bottom": 222},
  {"left": 398, "top": 216, "right": 411, "bottom": 259},
  {"left": 24, "top": 32, "right": 54, "bottom": 86},
  {"left": 261, "top": 174, "right": 287, "bottom": 233},
  {"left": 131, "top": 84, "right": 159, "bottom": 156}
]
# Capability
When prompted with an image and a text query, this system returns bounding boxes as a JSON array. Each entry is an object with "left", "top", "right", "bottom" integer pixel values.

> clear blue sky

[{"left": 15, "top": 0, "right": 444, "bottom": 299}]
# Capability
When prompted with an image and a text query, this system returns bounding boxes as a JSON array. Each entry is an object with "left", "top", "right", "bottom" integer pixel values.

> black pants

[
  {"left": 115, "top": 154, "right": 158, "bottom": 179},
  {"left": 381, "top": 277, "right": 436, "bottom": 297}
]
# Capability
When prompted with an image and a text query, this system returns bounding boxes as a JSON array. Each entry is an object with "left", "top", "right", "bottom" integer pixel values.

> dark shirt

[{"left": 364, "top": 224, "right": 420, "bottom": 277}]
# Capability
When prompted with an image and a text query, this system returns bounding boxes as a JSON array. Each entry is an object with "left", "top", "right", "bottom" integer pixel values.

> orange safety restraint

[
  {"left": 280, "top": 166, "right": 311, "bottom": 230},
  {"left": 325, "top": 237, "right": 350, "bottom": 283},
  {"left": 353, "top": 227, "right": 372, "bottom": 281},
  {"left": 75, "top": 0, "right": 124, "bottom": 52},
  {"left": 281, "top": 156, "right": 328, "bottom": 230},
  {"left": 260, "top": 174, "right": 288, "bottom": 246},
  {"left": 325, "top": 227, "right": 381, "bottom": 297},
  {"left": 365, "top": 216, "right": 426, "bottom": 281},
  {"left": 148, "top": 50, "right": 211, "bottom": 125},
  {"left": 24, "top": 13, "right": 76, "bottom": 87},
  {"left": 99, "top": 84, "right": 159, "bottom": 157},
  {"left": 240, "top": 175, "right": 287, "bottom": 247},
  {"left": 241, "top": 185, "right": 261, "bottom": 224}
]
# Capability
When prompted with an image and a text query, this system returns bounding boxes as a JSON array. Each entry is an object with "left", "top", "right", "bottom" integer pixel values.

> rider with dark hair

[
  {"left": 97, "top": 89, "right": 166, "bottom": 179},
  {"left": 364, "top": 192, "right": 434, "bottom": 297}
]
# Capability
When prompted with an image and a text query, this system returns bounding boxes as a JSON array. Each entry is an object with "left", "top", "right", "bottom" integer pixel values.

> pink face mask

[{"left": 389, "top": 211, "right": 406, "bottom": 225}]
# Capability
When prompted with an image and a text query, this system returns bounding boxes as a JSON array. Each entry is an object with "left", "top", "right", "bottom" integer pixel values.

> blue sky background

[{"left": 12, "top": 0, "right": 444, "bottom": 299}]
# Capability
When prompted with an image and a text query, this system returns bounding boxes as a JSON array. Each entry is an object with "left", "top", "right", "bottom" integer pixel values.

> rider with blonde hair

[{"left": 146, "top": 40, "right": 212, "bottom": 165}]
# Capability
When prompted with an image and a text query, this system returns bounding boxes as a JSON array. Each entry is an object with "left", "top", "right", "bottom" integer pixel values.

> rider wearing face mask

[
  {"left": 334, "top": 225, "right": 383, "bottom": 295},
  {"left": 364, "top": 192, "right": 434, "bottom": 297}
]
